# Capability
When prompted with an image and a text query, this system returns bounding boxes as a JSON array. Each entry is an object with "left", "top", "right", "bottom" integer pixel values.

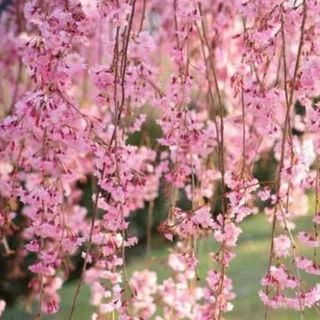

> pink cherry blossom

[
  {"left": 274, "top": 235, "right": 291, "bottom": 258},
  {"left": 0, "top": 300, "right": 6, "bottom": 317},
  {"left": 0, "top": 0, "right": 320, "bottom": 319},
  {"left": 298, "top": 232, "right": 319, "bottom": 248},
  {"left": 214, "top": 221, "right": 242, "bottom": 247}
]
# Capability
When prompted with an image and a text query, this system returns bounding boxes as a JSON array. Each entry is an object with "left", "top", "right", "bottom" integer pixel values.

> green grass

[{"left": 3, "top": 210, "right": 319, "bottom": 320}]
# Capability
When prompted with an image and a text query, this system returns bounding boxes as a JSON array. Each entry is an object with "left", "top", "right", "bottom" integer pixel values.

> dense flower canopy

[{"left": 0, "top": 0, "right": 320, "bottom": 319}]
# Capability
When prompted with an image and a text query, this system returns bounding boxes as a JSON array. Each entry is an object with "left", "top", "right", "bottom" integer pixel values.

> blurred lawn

[{"left": 3, "top": 201, "right": 319, "bottom": 320}]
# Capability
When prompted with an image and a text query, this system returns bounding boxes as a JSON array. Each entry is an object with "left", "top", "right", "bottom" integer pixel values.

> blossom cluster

[{"left": 0, "top": 0, "right": 320, "bottom": 319}]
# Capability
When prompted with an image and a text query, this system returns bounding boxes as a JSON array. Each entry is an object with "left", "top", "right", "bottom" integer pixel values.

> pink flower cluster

[{"left": 1, "top": 0, "right": 320, "bottom": 319}]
